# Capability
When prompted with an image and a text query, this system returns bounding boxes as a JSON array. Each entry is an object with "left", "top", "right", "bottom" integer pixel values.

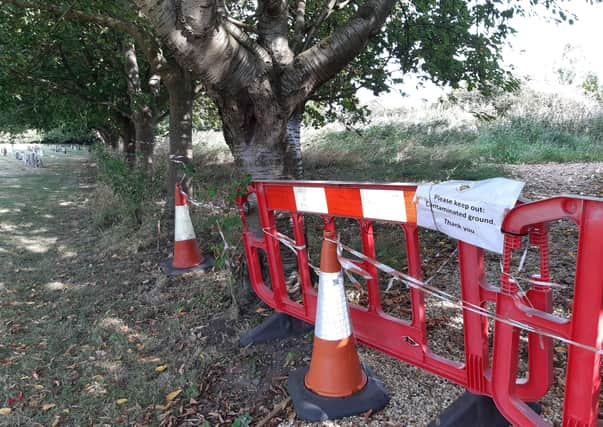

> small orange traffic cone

[
  {"left": 287, "top": 230, "right": 389, "bottom": 420},
  {"left": 161, "top": 182, "right": 213, "bottom": 276}
]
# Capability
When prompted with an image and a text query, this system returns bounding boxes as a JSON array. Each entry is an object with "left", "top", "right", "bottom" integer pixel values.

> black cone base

[
  {"left": 240, "top": 312, "right": 313, "bottom": 346},
  {"left": 427, "top": 391, "right": 541, "bottom": 427},
  {"left": 161, "top": 255, "right": 214, "bottom": 277},
  {"left": 287, "top": 363, "right": 389, "bottom": 421}
]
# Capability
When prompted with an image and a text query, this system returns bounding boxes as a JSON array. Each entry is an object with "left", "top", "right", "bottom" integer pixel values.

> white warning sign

[{"left": 415, "top": 178, "right": 525, "bottom": 253}]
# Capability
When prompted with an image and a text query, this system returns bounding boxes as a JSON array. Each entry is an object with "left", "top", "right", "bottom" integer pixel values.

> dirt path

[
  {"left": 1, "top": 154, "right": 601, "bottom": 426},
  {"left": 0, "top": 152, "right": 112, "bottom": 425}
]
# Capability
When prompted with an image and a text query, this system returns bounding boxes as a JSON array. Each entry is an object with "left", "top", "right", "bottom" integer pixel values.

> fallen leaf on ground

[
  {"left": 554, "top": 346, "right": 567, "bottom": 353},
  {"left": 0, "top": 408, "right": 11, "bottom": 415},
  {"left": 116, "top": 398, "right": 128, "bottom": 405},
  {"left": 138, "top": 356, "right": 161, "bottom": 363},
  {"left": 7, "top": 391, "right": 23, "bottom": 405},
  {"left": 63, "top": 344, "right": 76, "bottom": 356},
  {"left": 42, "top": 403, "right": 56, "bottom": 411},
  {"left": 154, "top": 365, "right": 168, "bottom": 373},
  {"left": 165, "top": 389, "right": 182, "bottom": 401},
  {"left": 51, "top": 416, "right": 60, "bottom": 427}
]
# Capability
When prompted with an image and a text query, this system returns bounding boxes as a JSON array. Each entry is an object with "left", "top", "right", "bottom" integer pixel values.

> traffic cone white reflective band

[
  {"left": 314, "top": 271, "right": 352, "bottom": 341},
  {"left": 174, "top": 205, "right": 196, "bottom": 241}
]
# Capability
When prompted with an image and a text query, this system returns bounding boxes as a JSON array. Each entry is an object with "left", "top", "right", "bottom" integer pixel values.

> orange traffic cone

[
  {"left": 287, "top": 230, "right": 389, "bottom": 420},
  {"left": 161, "top": 182, "right": 214, "bottom": 276}
]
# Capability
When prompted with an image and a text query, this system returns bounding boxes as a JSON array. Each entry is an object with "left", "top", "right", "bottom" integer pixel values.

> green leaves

[
  {"left": 92, "top": 144, "right": 154, "bottom": 224},
  {"left": 0, "top": 1, "right": 142, "bottom": 136},
  {"left": 231, "top": 414, "right": 252, "bottom": 427}
]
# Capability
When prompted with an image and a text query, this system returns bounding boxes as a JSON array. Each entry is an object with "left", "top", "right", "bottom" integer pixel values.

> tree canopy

[
  {"left": 0, "top": 6, "right": 125, "bottom": 134},
  {"left": 0, "top": 0, "right": 581, "bottom": 178}
]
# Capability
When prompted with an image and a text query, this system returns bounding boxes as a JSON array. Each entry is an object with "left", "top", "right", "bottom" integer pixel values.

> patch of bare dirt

[{"left": 508, "top": 161, "right": 603, "bottom": 199}]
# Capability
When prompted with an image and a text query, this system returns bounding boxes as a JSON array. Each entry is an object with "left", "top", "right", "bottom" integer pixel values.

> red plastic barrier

[
  {"left": 237, "top": 181, "right": 602, "bottom": 426},
  {"left": 491, "top": 196, "right": 603, "bottom": 427}
]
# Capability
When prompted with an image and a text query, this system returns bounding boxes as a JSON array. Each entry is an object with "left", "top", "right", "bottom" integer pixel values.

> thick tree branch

[
  {"left": 224, "top": 16, "right": 254, "bottom": 32},
  {"left": 257, "top": 0, "right": 293, "bottom": 66},
  {"left": 282, "top": 0, "right": 396, "bottom": 114},
  {"left": 124, "top": 42, "right": 143, "bottom": 99},
  {"left": 223, "top": 20, "right": 272, "bottom": 67},
  {"left": 135, "top": 0, "right": 265, "bottom": 95}
]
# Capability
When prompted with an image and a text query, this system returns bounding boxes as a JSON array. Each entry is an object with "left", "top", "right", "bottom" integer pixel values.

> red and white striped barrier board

[{"left": 260, "top": 181, "right": 417, "bottom": 223}]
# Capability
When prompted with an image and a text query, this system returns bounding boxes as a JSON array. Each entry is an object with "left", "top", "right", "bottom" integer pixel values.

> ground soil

[{"left": 1, "top": 151, "right": 602, "bottom": 427}]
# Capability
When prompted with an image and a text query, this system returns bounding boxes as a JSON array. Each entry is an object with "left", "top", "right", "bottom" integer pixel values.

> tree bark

[
  {"left": 124, "top": 42, "right": 156, "bottom": 169},
  {"left": 116, "top": 114, "right": 136, "bottom": 165},
  {"left": 285, "top": 109, "right": 304, "bottom": 179},
  {"left": 215, "top": 88, "right": 288, "bottom": 180},
  {"left": 164, "top": 65, "right": 194, "bottom": 211},
  {"left": 94, "top": 127, "right": 119, "bottom": 150},
  {"left": 133, "top": 108, "right": 156, "bottom": 169}
]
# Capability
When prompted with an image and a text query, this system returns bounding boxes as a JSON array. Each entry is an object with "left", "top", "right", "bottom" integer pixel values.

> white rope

[
  {"left": 330, "top": 237, "right": 603, "bottom": 356},
  {"left": 261, "top": 229, "right": 320, "bottom": 275},
  {"left": 262, "top": 230, "right": 603, "bottom": 356}
]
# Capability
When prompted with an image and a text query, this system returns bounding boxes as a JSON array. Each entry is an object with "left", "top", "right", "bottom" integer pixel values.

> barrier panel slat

[{"left": 238, "top": 180, "right": 602, "bottom": 427}]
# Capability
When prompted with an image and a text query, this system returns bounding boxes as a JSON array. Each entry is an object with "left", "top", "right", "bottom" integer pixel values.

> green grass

[
  {"left": 303, "top": 123, "right": 506, "bottom": 182},
  {"left": 301, "top": 111, "right": 603, "bottom": 183},
  {"left": 0, "top": 152, "right": 243, "bottom": 426}
]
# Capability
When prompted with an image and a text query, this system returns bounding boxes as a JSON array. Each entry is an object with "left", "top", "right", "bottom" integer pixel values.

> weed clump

[
  {"left": 90, "top": 183, "right": 122, "bottom": 229},
  {"left": 92, "top": 145, "right": 157, "bottom": 225}
]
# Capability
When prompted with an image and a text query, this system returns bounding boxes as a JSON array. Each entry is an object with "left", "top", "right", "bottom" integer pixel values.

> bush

[
  {"left": 90, "top": 184, "right": 122, "bottom": 229},
  {"left": 92, "top": 144, "right": 154, "bottom": 224}
]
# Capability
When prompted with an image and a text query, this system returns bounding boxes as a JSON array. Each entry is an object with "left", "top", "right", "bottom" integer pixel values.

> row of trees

[{"left": 0, "top": 0, "right": 579, "bottom": 204}]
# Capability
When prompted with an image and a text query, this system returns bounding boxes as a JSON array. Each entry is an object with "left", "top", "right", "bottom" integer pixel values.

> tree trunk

[
  {"left": 219, "top": 95, "right": 289, "bottom": 181},
  {"left": 286, "top": 109, "right": 304, "bottom": 179},
  {"left": 107, "top": 131, "right": 119, "bottom": 150},
  {"left": 124, "top": 42, "right": 155, "bottom": 169},
  {"left": 164, "top": 67, "right": 193, "bottom": 212},
  {"left": 219, "top": 99, "right": 300, "bottom": 309},
  {"left": 94, "top": 127, "right": 119, "bottom": 150},
  {"left": 117, "top": 114, "right": 136, "bottom": 165},
  {"left": 133, "top": 108, "right": 155, "bottom": 169}
]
